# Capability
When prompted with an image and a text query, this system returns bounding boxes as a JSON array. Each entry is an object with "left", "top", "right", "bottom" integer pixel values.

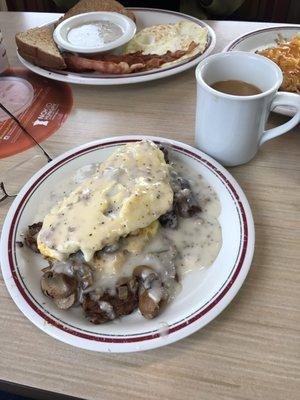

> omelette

[
  {"left": 37, "top": 141, "right": 173, "bottom": 262},
  {"left": 123, "top": 20, "right": 208, "bottom": 65}
]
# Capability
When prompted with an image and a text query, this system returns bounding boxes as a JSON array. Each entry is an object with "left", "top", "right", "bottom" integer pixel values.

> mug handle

[{"left": 259, "top": 92, "right": 300, "bottom": 146}]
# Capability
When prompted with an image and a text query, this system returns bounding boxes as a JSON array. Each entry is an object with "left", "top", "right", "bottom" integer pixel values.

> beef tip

[
  {"left": 116, "top": 276, "right": 138, "bottom": 297},
  {"left": 159, "top": 149, "right": 201, "bottom": 220},
  {"left": 133, "top": 266, "right": 159, "bottom": 289},
  {"left": 158, "top": 144, "right": 170, "bottom": 163},
  {"left": 117, "top": 284, "right": 128, "bottom": 300},
  {"left": 94, "top": 242, "right": 121, "bottom": 259},
  {"left": 170, "top": 172, "right": 201, "bottom": 218},
  {"left": 24, "top": 222, "right": 42, "bottom": 253},
  {"left": 73, "top": 263, "right": 94, "bottom": 290},
  {"left": 175, "top": 187, "right": 201, "bottom": 217},
  {"left": 66, "top": 257, "right": 94, "bottom": 290},
  {"left": 104, "top": 288, "right": 138, "bottom": 318},
  {"left": 68, "top": 252, "right": 94, "bottom": 289},
  {"left": 24, "top": 236, "right": 39, "bottom": 253},
  {"left": 28, "top": 222, "right": 42, "bottom": 236},
  {"left": 159, "top": 209, "right": 178, "bottom": 229},
  {"left": 69, "top": 250, "right": 85, "bottom": 263},
  {"left": 102, "top": 242, "right": 120, "bottom": 253},
  {"left": 116, "top": 276, "right": 139, "bottom": 293},
  {"left": 41, "top": 265, "right": 52, "bottom": 273},
  {"left": 82, "top": 278, "right": 139, "bottom": 324},
  {"left": 82, "top": 295, "right": 114, "bottom": 324}
]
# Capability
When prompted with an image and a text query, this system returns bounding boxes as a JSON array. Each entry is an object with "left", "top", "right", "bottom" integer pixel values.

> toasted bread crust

[
  {"left": 16, "top": 27, "right": 66, "bottom": 70},
  {"left": 18, "top": 47, "right": 66, "bottom": 70},
  {"left": 59, "top": 0, "right": 136, "bottom": 23}
]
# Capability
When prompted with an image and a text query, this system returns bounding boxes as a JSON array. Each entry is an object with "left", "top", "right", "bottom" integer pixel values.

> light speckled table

[{"left": 0, "top": 12, "right": 299, "bottom": 400}]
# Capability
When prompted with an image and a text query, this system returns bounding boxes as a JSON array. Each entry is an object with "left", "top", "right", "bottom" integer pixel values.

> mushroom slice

[
  {"left": 134, "top": 266, "right": 166, "bottom": 319},
  {"left": 103, "top": 242, "right": 120, "bottom": 253},
  {"left": 73, "top": 263, "right": 93, "bottom": 289},
  {"left": 169, "top": 170, "right": 201, "bottom": 218},
  {"left": 128, "top": 276, "right": 139, "bottom": 294},
  {"left": 139, "top": 287, "right": 162, "bottom": 319},
  {"left": 41, "top": 271, "right": 77, "bottom": 299},
  {"left": 53, "top": 293, "right": 76, "bottom": 309},
  {"left": 117, "top": 284, "right": 128, "bottom": 300},
  {"left": 159, "top": 209, "right": 178, "bottom": 229},
  {"left": 133, "top": 265, "right": 159, "bottom": 289},
  {"left": 109, "top": 278, "right": 139, "bottom": 317}
]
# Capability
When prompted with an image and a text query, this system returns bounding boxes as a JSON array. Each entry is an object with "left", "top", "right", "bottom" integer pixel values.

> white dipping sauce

[{"left": 67, "top": 21, "right": 123, "bottom": 48}]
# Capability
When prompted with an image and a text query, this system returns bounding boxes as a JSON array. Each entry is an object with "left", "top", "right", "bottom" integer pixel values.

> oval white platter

[{"left": 17, "top": 8, "right": 216, "bottom": 85}]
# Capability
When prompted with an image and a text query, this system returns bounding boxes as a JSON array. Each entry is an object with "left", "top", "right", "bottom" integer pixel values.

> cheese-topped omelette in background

[
  {"left": 37, "top": 141, "right": 173, "bottom": 262},
  {"left": 123, "top": 20, "right": 208, "bottom": 65}
]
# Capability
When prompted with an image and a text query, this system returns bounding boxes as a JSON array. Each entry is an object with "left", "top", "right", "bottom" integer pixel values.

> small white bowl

[{"left": 53, "top": 11, "right": 136, "bottom": 54}]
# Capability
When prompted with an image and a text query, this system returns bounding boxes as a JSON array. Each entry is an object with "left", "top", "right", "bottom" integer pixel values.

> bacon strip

[{"left": 64, "top": 42, "right": 198, "bottom": 75}]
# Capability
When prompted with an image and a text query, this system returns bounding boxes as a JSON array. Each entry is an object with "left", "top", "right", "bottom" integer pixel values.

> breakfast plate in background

[
  {"left": 17, "top": 8, "right": 216, "bottom": 85},
  {"left": 0, "top": 136, "right": 254, "bottom": 352},
  {"left": 223, "top": 25, "right": 300, "bottom": 116}
]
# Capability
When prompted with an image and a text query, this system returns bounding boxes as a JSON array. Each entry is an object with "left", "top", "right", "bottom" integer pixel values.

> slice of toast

[
  {"left": 16, "top": 26, "right": 66, "bottom": 70},
  {"left": 59, "top": 0, "right": 136, "bottom": 23}
]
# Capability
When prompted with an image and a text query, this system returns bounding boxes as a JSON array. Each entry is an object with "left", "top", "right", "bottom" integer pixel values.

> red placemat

[{"left": 0, "top": 67, "right": 73, "bottom": 159}]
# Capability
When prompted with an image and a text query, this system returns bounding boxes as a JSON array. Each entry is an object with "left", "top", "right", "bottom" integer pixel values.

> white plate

[
  {"left": 223, "top": 25, "right": 300, "bottom": 116},
  {"left": 0, "top": 136, "right": 254, "bottom": 352},
  {"left": 17, "top": 8, "right": 216, "bottom": 85}
]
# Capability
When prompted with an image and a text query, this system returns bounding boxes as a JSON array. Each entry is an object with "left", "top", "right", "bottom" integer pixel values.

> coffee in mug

[{"left": 210, "top": 80, "right": 262, "bottom": 96}]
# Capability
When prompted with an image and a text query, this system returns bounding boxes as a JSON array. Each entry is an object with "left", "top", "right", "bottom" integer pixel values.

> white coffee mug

[{"left": 195, "top": 51, "right": 300, "bottom": 166}]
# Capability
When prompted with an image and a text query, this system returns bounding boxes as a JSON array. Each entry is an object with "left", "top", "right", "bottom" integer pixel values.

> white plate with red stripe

[
  {"left": 0, "top": 136, "right": 254, "bottom": 352},
  {"left": 17, "top": 8, "right": 216, "bottom": 85}
]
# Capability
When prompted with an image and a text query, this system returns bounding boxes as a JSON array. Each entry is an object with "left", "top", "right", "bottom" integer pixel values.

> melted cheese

[{"left": 37, "top": 141, "right": 173, "bottom": 262}]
